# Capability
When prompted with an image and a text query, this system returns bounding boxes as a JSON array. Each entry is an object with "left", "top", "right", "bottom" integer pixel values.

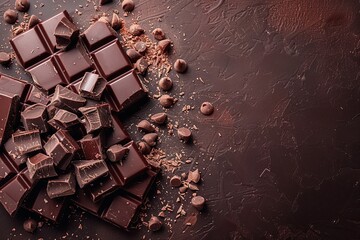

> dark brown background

[{"left": 1, "top": 0, "right": 360, "bottom": 239}]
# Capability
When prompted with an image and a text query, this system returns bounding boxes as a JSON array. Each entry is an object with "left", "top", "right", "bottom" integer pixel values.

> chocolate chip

[
  {"left": 106, "top": 144, "right": 129, "bottom": 162},
  {"left": 150, "top": 113, "right": 167, "bottom": 125},
  {"left": 138, "top": 141, "right": 151, "bottom": 154},
  {"left": 15, "top": 0, "right": 30, "bottom": 12},
  {"left": 111, "top": 13, "right": 122, "bottom": 30},
  {"left": 23, "top": 218, "right": 37, "bottom": 233},
  {"left": 126, "top": 49, "right": 142, "bottom": 63},
  {"left": 122, "top": 0, "right": 135, "bottom": 12},
  {"left": 134, "top": 41, "right": 147, "bottom": 54},
  {"left": 135, "top": 57, "right": 149, "bottom": 75},
  {"left": 191, "top": 196, "right": 206, "bottom": 211},
  {"left": 158, "top": 39, "right": 172, "bottom": 53},
  {"left": 28, "top": 15, "right": 41, "bottom": 29},
  {"left": 136, "top": 120, "right": 155, "bottom": 133},
  {"left": 200, "top": 102, "right": 214, "bottom": 115},
  {"left": 177, "top": 127, "right": 192, "bottom": 142},
  {"left": 148, "top": 216, "right": 162, "bottom": 232},
  {"left": 142, "top": 133, "right": 158, "bottom": 147},
  {"left": 0, "top": 52, "right": 11, "bottom": 65},
  {"left": 152, "top": 28, "right": 165, "bottom": 41},
  {"left": 174, "top": 59, "right": 188, "bottom": 73},
  {"left": 188, "top": 169, "right": 201, "bottom": 183},
  {"left": 158, "top": 77, "right": 173, "bottom": 91},
  {"left": 170, "top": 175, "right": 182, "bottom": 187},
  {"left": 159, "top": 94, "right": 175, "bottom": 108},
  {"left": 129, "top": 24, "right": 144, "bottom": 36},
  {"left": 3, "top": 9, "right": 18, "bottom": 24}
]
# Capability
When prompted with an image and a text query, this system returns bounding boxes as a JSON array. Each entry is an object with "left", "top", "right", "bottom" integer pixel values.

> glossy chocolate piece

[
  {"left": 71, "top": 188, "right": 103, "bottom": 215},
  {"left": 106, "top": 144, "right": 129, "bottom": 163},
  {"left": 0, "top": 153, "right": 17, "bottom": 185},
  {"left": 86, "top": 173, "right": 118, "bottom": 202},
  {"left": 50, "top": 85, "right": 86, "bottom": 112},
  {"left": 12, "top": 130, "right": 42, "bottom": 155},
  {"left": 122, "top": 170, "right": 157, "bottom": 201},
  {"left": 47, "top": 173, "right": 76, "bottom": 199},
  {"left": 25, "top": 85, "right": 50, "bottom": 105},
  {"left": 0, "top": 93, "right": 20, "bottom": 144},
  {"left": 79, "top": 134, "right": 103, "bottom": 160},
  {"left": 79, "top": 103, "right": 112, "bottom": 134},
  {"left": 48, "top": 109, "right": 80, "bottom": 130},
  {"left": 73, "top": 160, "right": 109, "bottom": 188},
  {"left": 91, "top": 40, "right": 132, "bottom": 80},
  {"left": 3, "top": 138, "right": 27, "bottom": 170},
  {"left": 100, "top": 113, "right": 130, "bottom": 148},
  {"left": 0, "top": 75, "right": 30, "bottom": 102},
  {"left": 27, "top": 153, "right": 57, "bottom": 179},
  {"left": 54, "top": 17, "right": 80, "bottom": 50},
  {"left": 81, "top": 21, "right": 117, "bottom": 52},
  {"left": 10, "top": 27, "right": 51, "bottom": 68},
  {"left": 21, "top": 103, "right": 49, "bottom": 133},
  {"left": 106, "top": 70, "right": 146, "bottom": 112},
  {"left": 79, "top": 72, "right": 107, "bottom": 100}
]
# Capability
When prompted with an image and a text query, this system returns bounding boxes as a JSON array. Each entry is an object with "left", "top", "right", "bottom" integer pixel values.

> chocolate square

[{"left": 81, "top": 21, "right": 117, "bottom": 52}]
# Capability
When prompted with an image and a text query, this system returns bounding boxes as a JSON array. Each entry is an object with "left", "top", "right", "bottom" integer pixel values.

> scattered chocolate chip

[
  {"left": 122, "top": 0, "right": 135, "bottom": 12},
  {"left": 126, "top": 49, "right": 142, "bottom": 63},
  {"left": 142, "top": 133, "right": 158, "bottom": 147},
  {"left": 135, "top": 57, "right": 149, "bottom": 75},
  {"left": 129, "top": 24, "right": 144, "bottom": 36},
  {"left": 170, "top": 175, "right": 182, "bottom": 187},
  {"left": 54, "top": 17, "right": 80, "bottom": 50},
  {"left": 150, "top": 113, "right": 167, "bottom": 125},
  {"left": 3, "top": 9, "right": 18, "bottom": 24},
  {"left": 106, "top": 144, "right": 129, "bottom": 162},
  {"left": 15, "top": 0, "right": 30, "bottom": 12},
  {"left": 177, "top": 127, "right": 192, "bottom": 142},
  {"left": 23, "top": 218, "right": 37, "bottom": 233},
  {"left": 159, "top": 94, "right": 175, "bottom": 108},
  {"left": 111, "top": 13, "right": 122, "bottom": 30},
  {"left": 0, "top": 52, "right": 11, "bottom": 65},
  {"left": 200, "top": 102, "right": 214, "bottom": 115},
  {"left": 174, "top": 59, "right": 188, "bottom": 73},
  {"left": 158, "top": 39, "right": 172, "bottom": 52},
  {"left": 99, "top": 0, "right": 112, "bottom": 5},
  {"left": 158, "top": 77, "right": 173, "bottom": 91},
  {"left": 136, "top": 120, "right": 155, "bottom": 133},
  {"left": 28, "top": 15, "right": 41, "bottom": 28},
  {"left": 188, "top": 169, "right": 201, "bottom": 183},
  {"left": 191, "top": 196, "right": 206, "bottom": 211},
  {"left": 152, "top": 28, "right": 165, "bottom": 41},
  {"left": 134, "top": 41, "right": 147, "bottom": 54},
  {"left": 148, "top": 216, "right": 162, "bottom": 232},
  {"left": 138, "top": 141, "right": 151, "bottom": 155}
]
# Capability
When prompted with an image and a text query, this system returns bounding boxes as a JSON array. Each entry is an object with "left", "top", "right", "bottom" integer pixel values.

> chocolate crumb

[
  {"left": 23, "top": 218, "right": 37, "bottom": 233},
  {"left": 188, "top": 169, "right": 200, "bottom": 183}
]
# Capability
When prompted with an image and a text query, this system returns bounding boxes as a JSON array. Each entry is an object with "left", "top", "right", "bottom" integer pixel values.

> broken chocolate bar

[
  {"left": 50, "top": 85, "right": 86, "bottom": 113},
  {"left": 47, "top": 173, "right": 76, "bottom": 199},
  {"left": 79, "top": 72, "right": 107, "bottom": 100},
  {"left": 48, "top": 109, "right": 80, "bottom": 130},
  {"left": 12, "top": 130, "right": 42, "bottom": 155},
  {"left": 27, "top": 153, "right": 57, "bottom": 179},
  {"left": 73, "top": 160, "right": 109, "bottom": 188},
  {"left": 54, "top": 17, "right": 79, "bottom": 50}
]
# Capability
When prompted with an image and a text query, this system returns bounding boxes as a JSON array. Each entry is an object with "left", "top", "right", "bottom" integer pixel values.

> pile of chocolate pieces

[{"left": 0, "top": 10, "right": 159, "bottom": 230}]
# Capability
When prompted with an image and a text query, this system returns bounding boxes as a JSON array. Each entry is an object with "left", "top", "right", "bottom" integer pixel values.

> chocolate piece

[
  {"left": 158, "top": 39, "right": 172, "bottom": 52},
  {"left": 137, "top": 141, "right": 151, "bottom": 155},
  {"left": 54, "top": 17, "right": 80, "bottom": 50},
  {"left": 28, "top": 15, "right": 41, "bottom": 29},
  {"left": 46, "top": 104, "right": 60, "bottom": 119},
  {"left": 122, "top": 0, "right": 135, "bottom": 12},
  {"left": 23, "top": 219, "right": 37, "bottom": 233},
  {"left": 79, "top": 103, "right": 112, "bottom": 134},
  {"left": 48, "top": 109, "right": 80, "bottom": 130},
  {"left": 111, "top": 13, "right": 122, "bottom": 30},
  {"left": 0, "top": 93, "right": 20, "bottom": 144},
  {"left": 15, "top": 0, "right": 30, "bottom": 12},
  {"left": 3, "top": 9, "right": 18, "bottom": 24},
  {"left": 81, "top": 21, "right": 116, "bottom": 52},
  {"left": 92, "top": 40, "right": 132, "bottom": 80},
  {"left": 177, "top": 127, "right": 192, "bottom": 142},
  {"left": 135, "top": 57, "right": 149, "bottom": 75},
  {"left": 122, "top": 170, "right": 157, "bottom": 201},
  {"left": 174, "top": 59, "right": 188, "bottom": 73},
  {"left": 71, "top": 188, "right": 103, "bottom": 215},
  {"left": 134, "top": 41, "right": 147, "bottom": 54},
  {"left": 158, "top": 77, "right": 173, "bottom": 91},
  {"left": 142, "top": 133, "right": 158, "bottom": 147},
  {"left": 10, "top": 27, "right": 51, "bottom": 68},
  {"left": 106, "top": 70, "right": 147, "bottom": 112},
  {"left": 0, "top": 75, "right": 30, "bottom": 102},
  {"left": 27, "top": 153, "right": 57, "bottom": 179},
  {"left": 150, "top": 112, "right": 167, "bottom": 125},
  {"left": 25, "top": 86, "right": 50, "bottom": 105},
  {"left": 106, "top": 144, "right": 129, "bottom": 162},
  {"left": 13, "top": 26, "right": 24, "bottom": 36},
  {"left": 99, "top": 0, "right": 113, "bottom": 5},
  {"left": 129, "top": 24, "right": 144, "bottom": 36},
  {"left": 3, "top": 138, "right": 27, "bottom": 169},
  {"left": 86, "top": 173, "right": 119, "bottom": 202},
  {"left": 12, "top": 130, "right": 42, "bottom": 155},
  {"left": 0, "top": 52, "right": 11, "bottom": 65},
  {"left": 188, "top": 169, "right": 201, "bottom": 183},
  {"left": 159, "top": 94, "right": 175, "bottom": 108},
  {"left": 200, "top": 102, "right": 214, "bottom": 115},
  {"left": 0, "top": 153, "right": 17, "bottom": 185},
  {"left": 148, "top": 216, "right": 162, "bottom": 232},
  {"left": 47, "top": 173, "right": 76, "bottom": 199},
  {"left": 126, "top": 49, "right": 142, "bottom": 63},
  {"left": 79, "top": 72, "right": 107, "bottom": 100},
  {"left": 152, "top": 28, "right": 165, "bottom": 41},
  {"left": 137, "top": 120, "right": 155, "bottom": 133},
  {"left": 191, "top": 196, "right": 205, "bottom": 211},
  {"left": 73, "top": 160, "right": 109, "bottom": 188},
  {"left": 21, "top": 103, "right": 49, "bottom": 133},
  {"left": 170, "top": 175, "right": 182, "bottom": 187},
  {"left": 100, "top": 113, "right": 130, "bottom": 148},
  {"left": 79, "top": 134, "right": 103, "bottom": 160},
  {"left": 50, "top": 85, "right": 86, "bottom": 112}
]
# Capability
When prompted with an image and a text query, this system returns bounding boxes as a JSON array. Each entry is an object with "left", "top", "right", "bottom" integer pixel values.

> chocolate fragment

[
  {"left": 50, "top": 85, "right": 86, "bottom": 113},
  {"left": 122, "top": 169, "right": 158, "bottom": 201},
  {"left": 129, "top": 24, "right": 144, "bottom": 36},
  {"left": 158, "top": 77, "right": 173, "bottom": 91},
  {"left": 73, "top": 160, "right": 109, "bottom": 188},
  {"left": 3, "top": 9, "right": 17, "bottom": 24},
  {"left": 99, "top": 0, "right": 112, "bottom": 5},
  {"left": 79, "top": 103, "right": 112, "bottom": 134},
  {"left": 170, "top": 175, "right": 182, "bottom": 187},
  {"left": 137, "top": 141, "right": 151, "bottom": 155},
  {"left": 79, "top": 72, "right": 107, "bottom": 100},
  {"left": 28, "top": 15, "right": 41, "bottom": 28},
  {"left": 100, "top": 113, "right": 130, "bottom": 148},
  {"left": 47, "top": 173, "right": 76, "bottom": 199},
  {"left": 15, "top": 0, "right": 30, "bottom": 12},
  {"left": 71, "top": 188, "right": 102, "bottom": 215},
  {"left": 21, "top": 103, "right": 48, "bottom": 133},
  {"left": 188, "top": 169, "right": 201, "bottom": 183},
  {"left": 135, "top": 57, "right": 149, "bottom": 75},
  {"left": 98, "top": 16, "right": 110, "bottom": 24},
  {"left": 106, "top": 144, "right": 129, "bottom": 162},
  {"left": 150, "top": 112, "right": 167, "bottom": 125},
  {"left": 152, "top": 28, "right": 165, "bottom": 41},
  {"left": 3, "top": 138, "right": 27, "bottom": 169},
  {"left": 174, "top": 59, "right": 188, "bottom": 73},
  {"left": 0, "top": 93, "right": 20, "bottom": 144},
  {"left": 0, "top": 52, "right": 11, "bottom": 66},
  {"left": 158, "top": 39, "right": 172, "bottom": 53},
  {"left": 142, "top": 133, "right": 158, "bottom": 147},
  {"left": 12, "top": 130, "right": 42, "bottom": 155},
  {"left": 54, "top": 17, "right": 80, "bottom": 50},
  {"left": 13, "top": 26, "right": 24, "bottom": 36},
  {"left": 23, "top": 218, "right": 37, "bottom": 233},
  {"left": 48, "top": 109, "right": 80, "bottom": 130},
  {"left": 200, "top": 102, "right": 214, "bottom": 115},
  {"left": 79, "top": 134, "right": 103, "bottom": 160},
  {"left": 134, "top": 41, "right": 147, "bottom": 54},
  {"left": 191, "top": 196, "right": 206, "bottom": 211},
  {"left": 159, "top": 94, "right": 175, "bottom": 108},
  {"left": 111, "top": 13, "right": 122, "bottom": 30},
  {"left": 122, "top": 0, "right": 135, "bottom": 12},
  {"left": 137, "top": 120, "right": 155, "bottom": 133},
  {"left": 126, "top": 49, "right": 142, "bottom": 63},
  {"left": 27, "top": 153, "right": 57, "bottom": 179},
  {"left": 148, "top": 216, "right": 162, "bottom": 231},
  {"left": 25, "top": 86, "right": 49, "bottom": 105},
  {"left": 177, "top": 127, "right": 192, "bottom": 142}
]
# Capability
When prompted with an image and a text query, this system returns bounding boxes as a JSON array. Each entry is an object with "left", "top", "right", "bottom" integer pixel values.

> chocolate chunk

[
  {"left": 191, "top": 196, "right": 206, "bottom": 211},
  {"left": 158, "top": 77, "right": 173, "bottom": 91},
  {"left": 21, "top": 103, "right": 49, "bottom": 133},
  {"left": 25, "top": 86, "right": 50, "bottom": 105},
  {"left": 111, "top": 13, "right": 122, "bottom": 30},
  {"left": 126, "top": 49, "right": 142, "bottom": 63},
  {"left": 54, "top": 17, "right": 80, "bottom": 50},
  {"left": 15, "top": 0, "right": 30, "bottom": 12},
  {"left": 73, "top": 160, "right": 109, "bottom": 188},
  {"left": 98, "top": 16, "right": 111, "bottom": 24},
  {"left": 137, "top": 141, "right": 151, "bottom": 155},
  {"left": 0, "top": 52, "right": 11, "bottom": 66},
  {"left": 137, "top": 120, "right": 155, "bottom": 133},
  {"left": 12, "top": 130, "right": 42, "bottom": 155},
  {"left": 188, "top": 169, "right": 201, "bottom": 183},
  {"left": 134, "top": 41, "right": 147, "bottom": 54},
  {"left": 148, "top": 216, "right": 162, "bottom": 231},
  {"left": 79, "top": 72, "right": 107, "bottom": 100},
  {"left": 100, "top": 113, "right": 130, "bottom": 148},
  {"left": 23, "top": 218, "right": 37, "bottom": 233},
  {"left": 129, "top": 24, "right": 144, "bottom": 36},
  {"left": 99, "top": 0, "right": 112, "bottom": 5},
  {"left": 3, "top": 138, "right": 27, "bottom": 169},
  {"left": 47, "top": 173, "right": 76, "bottom": 199},
  {"left": 170, "top": 175, "right": 182, "bottom": 187},
  {"left": 50, "top": 85, "right": 86, "bottom": 113},
  {"left": 122, "top": 0, "right": 135, "bottom": 12},
  {"left": 27, "top": 153, "right": 57, "bottom": 179},
  {"left": 48, "top": 109, "right": 80, "bottom": 130},
  {"left": 28, "top": 15, "right": 41, "bottom": 29},
  {"left": 200, "top": 102, "right": 214, "bottom": 115},
  {"left": 79, "top": 103, "right": 112, "bottom": 134},
  {"left": 135, "top": 57, "right": 149, "bottom": 75},
  {"left": 3, "top": 9, "right": 17, "bottom": 24},
  {"left": 177, "top": 127, "right": 192, "bottom": 142},
  {"left": 158, "top": 39, "right": 172, "bottom": 53},
  {"left": 0, "top": 93, "right": 20, "bottom": 144},
  {"left": 174, "top": 59, "right": 188, "bottom": 73},
  {"left": 13, "top": 26, "right": 24, "bottom": 36},
  {"left": 152, "top": 28, "right": 165, "bottom": 41},
  {"left": 79, "top": 134, "right": 103, "bottom": 160},
  {"left": 106, "top": 144, "right": 129, "bottom": 162},
  {"left": 159, "top": 94, "right": 175, "bottom": 108},
  {"left": 142, "top": 133, "right": 158, "bottom": 147},
  {"left": 150, "top": 112, "right": 167, "bottom": 125}
]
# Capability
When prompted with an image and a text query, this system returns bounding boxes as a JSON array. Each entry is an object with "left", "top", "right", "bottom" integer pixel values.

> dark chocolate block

[
  {"left": 3, "top": 137, "right": 27, "bottom": 170},
  {"left": 91, "top": 40, "right": 132, "bottom": 80},
  {"left": 71, "top": 188, "right": 103, "bottom": 216},
  {"left": 10, "top": 27, "right": 51, "bottom": 68},
  {"left": 79, "top": 103, "right": 112, "bottom": 134},
  {"left": 100, "top": 113, "right": 130, "bottom": 148},
  {"left": 73, "top": 160, "right": 109, "bottom": 188},
  {"left": 0, "top": 93, "right": 20, "bottom": 144},
  {"left": 0, "top": 153, "right": 17, "bottom": 185},
  {"left": 106, "top": 70, "right": 146, "bottom": 112},
  {"left": 122, "top": 170, "right": 157, "bottom": 202},
  {"left": 25, "top": 85, "right": 50, "bottom": 105},
  {"left": 81, "top": 21, "right": 117, "bottom": 52},
  {"left": 47, "top": 173, "right": 76, "bottom": 199},
  {"left": 12, "top": 130, "right": 42, "bottom": 155},
  {"left": 0, "top": 75, "right": 30, "bottom": 102}
]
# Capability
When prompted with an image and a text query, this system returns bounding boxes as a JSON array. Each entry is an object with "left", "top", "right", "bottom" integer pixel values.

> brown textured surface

[{"left": 1, "top": 0, "right": 360, "bottom": 239}]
